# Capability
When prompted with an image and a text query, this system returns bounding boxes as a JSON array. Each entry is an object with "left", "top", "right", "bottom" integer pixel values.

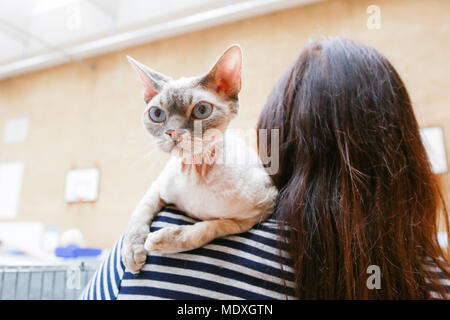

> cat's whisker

[{"left": 128, "top": 144, "right": 162, "bottom": 169}]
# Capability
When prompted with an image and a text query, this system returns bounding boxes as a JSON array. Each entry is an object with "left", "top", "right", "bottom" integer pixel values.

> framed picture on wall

[
  {"left": 420, "top": 126, "right": 448, "bottom": 174},
  {"left": 64, "top": 168, "right": 100, "bottom": 203},
  {"left": 0, "top": 161, "right": 24, "bottom": 218}
]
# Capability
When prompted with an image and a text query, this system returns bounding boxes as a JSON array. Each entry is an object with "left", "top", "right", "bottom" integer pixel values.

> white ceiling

[{"left": 0, "top": 0, "right": 322, "bottom": 79}]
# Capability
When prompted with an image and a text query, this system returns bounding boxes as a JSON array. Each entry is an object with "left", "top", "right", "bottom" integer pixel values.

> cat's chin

[
  {"left": 158, "top": 145, "right": 174, "bottom": 154},
  {"left": 169, "top": 146, "right": 194, "bottom": 158},
  {"left": 156, "top": 139, "right": 178, "bottom": 154},
  {"left": 158, "top": 140, "right": 195, "bottom": 155}
]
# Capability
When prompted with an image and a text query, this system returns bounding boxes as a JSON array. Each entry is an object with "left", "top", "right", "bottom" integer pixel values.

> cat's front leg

[
  {"left": 122, "top": 182, "right": 165, "bottom": 274},
  {"left": 145, "top": 215, "right": 262, "bottom": 254}
]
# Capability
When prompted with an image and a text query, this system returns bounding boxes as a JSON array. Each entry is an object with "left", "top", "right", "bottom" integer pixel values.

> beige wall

[{"left": 1, "top": 0, "right": 449, "bottom": 248}]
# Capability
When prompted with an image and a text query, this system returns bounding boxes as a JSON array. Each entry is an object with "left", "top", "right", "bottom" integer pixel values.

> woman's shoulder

[
  {"left": 81, "top": 207, "right": 295, "bottom": 300},
  {"left": 156, "top": 206, "right": 283, "bottom": 236}
]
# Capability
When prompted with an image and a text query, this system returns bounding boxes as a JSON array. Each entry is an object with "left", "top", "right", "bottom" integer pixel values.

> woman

[{"left": 82, "top": 37, "right": 449, "bottom": 299}]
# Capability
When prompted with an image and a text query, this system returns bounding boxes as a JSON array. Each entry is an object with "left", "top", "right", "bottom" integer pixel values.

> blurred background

[{"left": 0, "top": 0, "right": 448, "bottom": 271}]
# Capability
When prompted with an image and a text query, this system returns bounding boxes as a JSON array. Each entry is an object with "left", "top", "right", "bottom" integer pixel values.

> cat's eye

[
  {"left": 192, "top": 102, "right": 213, "bottom": 119},
  {"left": 148, "top": 107, "right": 166, "bottom": 123}
]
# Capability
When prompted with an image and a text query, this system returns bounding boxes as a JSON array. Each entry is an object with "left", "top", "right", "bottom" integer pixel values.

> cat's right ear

[
  {"left": 200, "top": 44, "right": 242, "bottom": 99},
  {"left": 127, "top": 56, "right": 170, "bottom": 103}
]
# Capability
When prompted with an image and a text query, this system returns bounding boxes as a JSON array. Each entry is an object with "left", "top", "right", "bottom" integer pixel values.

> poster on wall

[
  {"left": 3, "top": 117, "right": 29, "bottom": 143},
  {"left": 64, "top": 168, "right": 100, "bottom": 203},
  {"left": 420, "top": 126, "right": 448, "bottom": 174},
  {"left": 0, "top": 162, "right": 24, "bottom": 219}
]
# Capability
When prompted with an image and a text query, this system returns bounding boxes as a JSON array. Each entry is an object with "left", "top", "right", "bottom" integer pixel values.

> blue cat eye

[
  {"left": 192, "top": 102, "right": 213, "bottom": 119},
  {"left": 148, "top": 107, "right": 166, "bottom": 123}
]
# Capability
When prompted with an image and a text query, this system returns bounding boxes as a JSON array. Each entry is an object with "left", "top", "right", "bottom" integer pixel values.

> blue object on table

[
  {"left": 9, "top": 249, "right": 26, "bottom": 255},
  {"left": 55, "top": 244, "right": 102, "bottom": 258}
]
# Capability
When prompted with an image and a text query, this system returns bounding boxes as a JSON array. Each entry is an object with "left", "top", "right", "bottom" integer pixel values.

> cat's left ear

[
  {"left": 200, "top": 44, "right": 242, "bottom": 99},
  {"left": 127, "top": 56, "right": 171, "bottom": 103}
]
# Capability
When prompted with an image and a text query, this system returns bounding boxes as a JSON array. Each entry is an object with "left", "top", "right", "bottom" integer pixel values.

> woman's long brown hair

[{"left": 257, "top": 37, "right": 450, "bottom": 299}]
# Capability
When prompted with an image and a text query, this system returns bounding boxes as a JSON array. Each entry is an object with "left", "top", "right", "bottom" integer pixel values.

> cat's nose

[{"left": 165, "top": 129, "right": 185, "bottom": 140}]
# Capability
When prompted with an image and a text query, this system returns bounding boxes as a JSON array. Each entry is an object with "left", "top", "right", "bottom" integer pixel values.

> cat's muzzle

[{"left": 165, "top": 129, "right": 187, "bottom": 144}]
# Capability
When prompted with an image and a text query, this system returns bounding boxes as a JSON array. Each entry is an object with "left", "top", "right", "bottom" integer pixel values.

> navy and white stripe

[
  {"left": 81, "top": 207, "right": 450, "bottom": 300},
  {"left": 424, "top": 258, "right": 450, "bottom": 299},
  {"left": 81, "top": 207, "right": 296, "bottom": 300},
  {"left": 81, "top": 233, "right": 125, "bottom": 300}
]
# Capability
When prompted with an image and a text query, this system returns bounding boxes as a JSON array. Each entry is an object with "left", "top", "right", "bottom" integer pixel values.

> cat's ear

[
  {"left": 127, "top": 56, "right": 171, "bottom": 103},
  {"left": 200, "top": 44, "right": 242, "bottom": 99}
]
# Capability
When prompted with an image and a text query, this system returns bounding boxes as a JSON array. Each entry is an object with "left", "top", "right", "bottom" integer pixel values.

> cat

[{"left": 122, "top": 44, "right": 278, "bottom": 274}]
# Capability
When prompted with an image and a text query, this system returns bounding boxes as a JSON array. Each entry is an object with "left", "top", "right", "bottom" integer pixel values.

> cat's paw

[
  {"left": 144, "top": 226, "right": 188, "bottom": 254},
  {"left": 122, "top": 230, "right": 149, "bottom": 274}
]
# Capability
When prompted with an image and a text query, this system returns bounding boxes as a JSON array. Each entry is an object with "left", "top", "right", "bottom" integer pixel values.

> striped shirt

[
  {"left": 424, "top": 258, "right": 450, "bottom": 299},
  {"left": 81, "top": 207, "right": 295, "bottom": 300},
  {"left": 81, "top": 207, "right": 450, "bottom": 300}
]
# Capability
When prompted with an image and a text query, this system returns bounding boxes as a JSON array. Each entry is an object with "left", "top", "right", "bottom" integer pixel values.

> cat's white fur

[
  {"left": 158, "top": 132, "right": 275, "bottom": 221},
  {"left": 122, "top": 131, "right": 277, "bottom": 274}
]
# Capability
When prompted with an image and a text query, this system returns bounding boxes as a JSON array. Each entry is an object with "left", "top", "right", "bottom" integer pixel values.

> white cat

[{"left": 122, "top": 45, "right": 277, "bottom": 274}]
